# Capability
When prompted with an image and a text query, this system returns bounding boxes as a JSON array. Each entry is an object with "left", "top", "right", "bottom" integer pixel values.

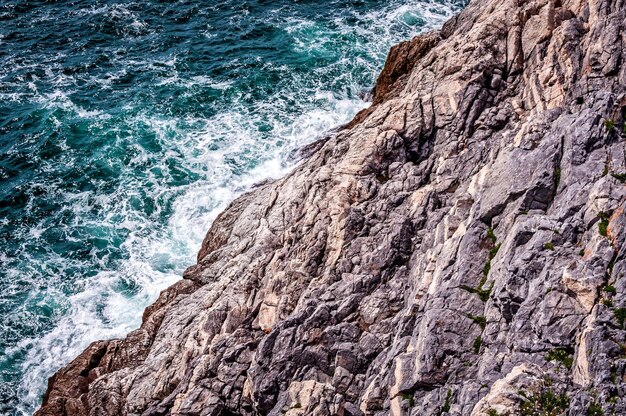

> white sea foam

[{"left": 12, "top": 84, "right": 366, "bottom": 414}]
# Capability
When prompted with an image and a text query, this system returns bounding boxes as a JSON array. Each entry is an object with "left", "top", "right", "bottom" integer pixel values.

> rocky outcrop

[{"left": 37, "top": 0, "right": 626, "bottom": 415}]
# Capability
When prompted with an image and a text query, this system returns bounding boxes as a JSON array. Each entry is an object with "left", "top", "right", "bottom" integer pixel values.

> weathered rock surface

[{"left": 37, "top": 0, "right": 626, "bottom": 414}]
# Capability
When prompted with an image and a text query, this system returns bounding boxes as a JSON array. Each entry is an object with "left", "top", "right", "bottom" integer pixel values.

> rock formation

[{"left": 37, "top": 0, "right": 626, "bottom": 414}]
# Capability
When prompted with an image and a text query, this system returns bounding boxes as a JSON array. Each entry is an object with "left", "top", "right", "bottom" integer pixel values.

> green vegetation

[
  {"left": 614, "top": 308, "right": 626, "bottom": 329},
  {"left": 579, "top": 248, "right": 586, "bottom": 256},
  {"left": 442, "top": 389, "right": 452, "bottom": 413},
  {"left": 519, "top": 389, "right": 569, "bottom": 416},
  {"left": 598, "top": 213, "right": 609, "bottom": 237},
  {"left": 478, "top": 282, "right": 493, "bottom": 302},
  {"left": 488, "top": 245, "right": 500, "bottom": 264},
  {"left": 603, "top": 284, "right": 617, "bottom": 294},
  {"left": 487, "top": 410, "right": 500, "bottom": 416},
  {"left": 546, "top": 348, "right": 573, "bottom": 369},
  {"left": 602, "top": 282, "right": 616, "bottom": 307},
  {"left": 473, "top": 336, "right": 482, "bottom": 354},
  {"left": 483, "top": 244, "right": 501, "bottom": 277},
  {"left": 544, "top": 242, "right": 555, "bottom": 251},
  {"left": 604, "top": 119, "right": 616, "bottom": 131},
  {"left": 462, "top": 276, "right": 494, "bottom": 302},
  {"left": 611, "top": 172, "right": 626, "bottom": 183},
  {"left": 400, "top": 392, "right": 414, "bottom": 407},
  {"left": 462, "top": 228, "right": 500, "bottom": 302},
  {"left": 469, "top": 315, "right": 487, "bottom": 330},
  {"left": 587, "top": 401, "right": 604, "bottom": 416}
]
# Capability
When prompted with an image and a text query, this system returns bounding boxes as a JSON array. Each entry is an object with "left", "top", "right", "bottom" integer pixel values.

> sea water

[{"left": 0, "top": 1, "right": 465, "bottom": 413}]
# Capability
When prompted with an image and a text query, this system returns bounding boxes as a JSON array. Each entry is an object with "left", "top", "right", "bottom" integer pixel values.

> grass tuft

[
  {"left": 614, "top": 308, "right": 626, "bottom": 329},
  {"left": 469, "top": 315, "right": 487, "bottom": 330},
  {"left": 611, "top": 173, "right": 626, "bottom": 183},
  {"left": 546, "top": 348, "right": 573, "bottom": 369},
  {"left": 604, "top": 119, "right": 616, "bottom": 131},
  {"left": 400, "top": 392, "right": 414, "bottom": 407},
  {"left": 598, "top": 213, "right": 609, "bottom": 237},
  {"left": 473, "top": 336, "right": 482, "bottom": 354},
  {"left": 587, "top": 401, "right": 604, "bottom": 416},
  {"left": 603, "top": 284, "right": 617, "bottom": 294}
]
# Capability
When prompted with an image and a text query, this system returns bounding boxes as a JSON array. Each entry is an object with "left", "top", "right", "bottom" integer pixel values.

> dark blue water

[{"left": 0, "top": 0, "right": 465, "bottom": 414}]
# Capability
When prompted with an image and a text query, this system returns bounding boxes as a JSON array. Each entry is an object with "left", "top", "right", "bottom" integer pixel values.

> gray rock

[{"left": 37, "top": 0, "right": 626, "bottom": 415}]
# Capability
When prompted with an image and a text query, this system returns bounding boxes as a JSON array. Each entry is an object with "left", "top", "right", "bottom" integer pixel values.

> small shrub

[
  {"left": 546, "top": 348, "right": 573, "bottom": 369},
  {"left": 599, "top": 220, "right": 609, "bottom": 237},
  {"left": 473, "top": 336, "right": 482, "bottom": 354},
  {"left": 544, "top": 242, "right": 555, "bottom": 251},
  {"left": 400, "top": 392, "right": 414, "bottom": 407},
  {"left": 598, "top": 213, "right": 609, "bottom": 237},
  {"left": 604, "top": 284, "right": 617, "bottom": 294},
  {"left": 603, "top": 299, "right": 614, "bottom": 307},
  {"left": 519, "top": 389, "right": 569, "bottom": 416},
  {"left": 487, "top": 227, "right": 497, "bottom": 244},
  {"left": 614, "top": 308, "right": 626, "bottom": 329},
  {"left": 605, "top": 119, "right": 616, "bottom": 131},
  {"left": 587, "top": 402, "right": 604, "bottom": 416}
]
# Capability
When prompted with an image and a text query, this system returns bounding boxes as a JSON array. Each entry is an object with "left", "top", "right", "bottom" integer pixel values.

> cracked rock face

[{"left": 37, "top": 0, "right": 626, "bottom": 415}]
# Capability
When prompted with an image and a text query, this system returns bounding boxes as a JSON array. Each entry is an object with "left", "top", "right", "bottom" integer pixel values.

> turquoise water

[{"left": 0, "top": 1, "right": 465, "bottom": 414}]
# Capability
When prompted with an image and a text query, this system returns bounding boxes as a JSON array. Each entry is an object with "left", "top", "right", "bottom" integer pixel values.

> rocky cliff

[{"left": 36, "top": 0, "right": 626, "bottom": 415}]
